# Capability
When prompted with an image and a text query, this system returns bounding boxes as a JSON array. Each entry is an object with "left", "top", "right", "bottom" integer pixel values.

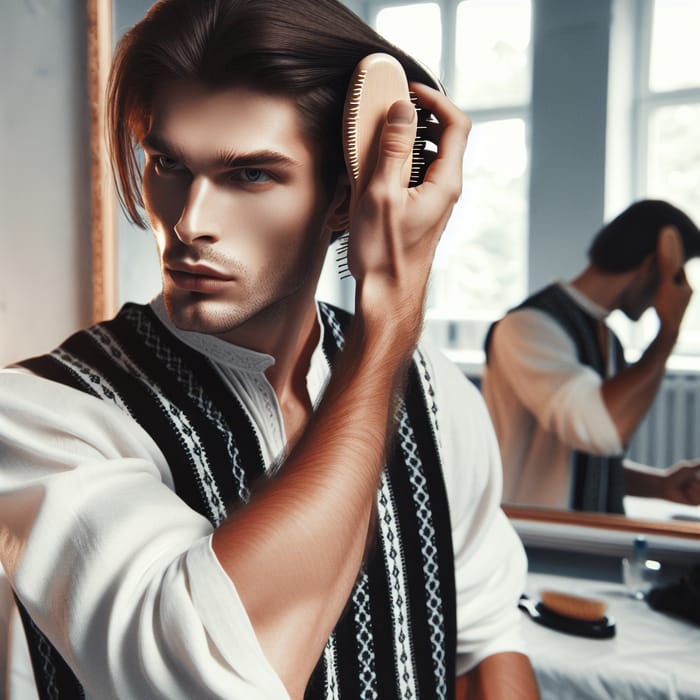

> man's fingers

[{"left": 409, "top": 82, "right": 471, "bottom": 198}]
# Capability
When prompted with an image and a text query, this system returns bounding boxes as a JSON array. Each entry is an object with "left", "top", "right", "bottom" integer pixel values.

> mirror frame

[
  {"left": 88, "top": 0, "right": 118, "bottom": 323},
  {"left": 505, "top": 505, "right": 700, "bottom": 540},
  {"left": 88, "top": 0, "right": 699, "bottom": 543}
]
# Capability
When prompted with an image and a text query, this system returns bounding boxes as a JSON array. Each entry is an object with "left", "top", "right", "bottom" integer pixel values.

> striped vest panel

[{"left": 17, "top": 302, "right": 457, "bottom": 699}]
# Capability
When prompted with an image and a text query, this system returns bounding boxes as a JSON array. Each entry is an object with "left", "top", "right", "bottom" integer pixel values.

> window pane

[
  {"left": 375, "top": 4, "right": 442, "bottom": 80},
  {"left": 646, "top": 102, "right": 700, "bottom": 355},
  {"left": 649, "top": 0, "right": 700, "bottom": 92},
  {"left": 647, "top": 104, "right": 700, "bottom": 229},
  {"left": 426, "top": 119, "right": 528, "bottom": 347},
  {"left": 454, "top": 0, "right": 531, "bottom": 110}
]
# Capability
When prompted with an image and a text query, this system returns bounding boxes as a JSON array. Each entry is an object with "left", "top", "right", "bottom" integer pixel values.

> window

[
  {"left": 609, "top": 0, "right": 700, "bottom": 362},
  {"left": 376, "top": 3, "right": 442, "bottom": 78},
  {"left": 364, "top": 0, "right": 533, "bottom": 362}
]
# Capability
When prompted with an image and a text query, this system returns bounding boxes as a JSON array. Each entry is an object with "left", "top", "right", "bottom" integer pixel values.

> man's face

[
  {"left": 619, "top": 258, "right": 659, "bottom": 321},
  {"left": 141, "top": 82, "right": 338, "bottom": 340}
]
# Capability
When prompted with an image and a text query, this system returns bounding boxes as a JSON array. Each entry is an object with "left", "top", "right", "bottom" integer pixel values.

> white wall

[
  {"left": 528, "top": 0, "right": 612, "bottom": 292},
  {"left": 0, "top": 1, "right": 92, "bottom": 366}
]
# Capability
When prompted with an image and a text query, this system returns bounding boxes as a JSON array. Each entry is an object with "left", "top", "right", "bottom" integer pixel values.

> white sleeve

[
  {"left": 0, "top": 564, "right": 13, "bottom": 697},
  {"left": 489, "top": 310, "right": 623, "bottom": 455},
  {"left": 0, "top": 370, "right": 288, "bottom": 700},
  {"left": 418, "top": 344, "right": 529, "bottom": 675}
]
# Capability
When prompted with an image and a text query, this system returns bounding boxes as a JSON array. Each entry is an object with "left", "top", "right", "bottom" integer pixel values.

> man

[
  {"left": 0, "top": 1, "right": 537, "bottom": 698},
  {"left": 483, "top": 199, "right": 700, "bottom": 513}
]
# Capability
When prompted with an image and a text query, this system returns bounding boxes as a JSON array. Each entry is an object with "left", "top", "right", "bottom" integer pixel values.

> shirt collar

[
  {"left": 149, "top": 294, "right": 331, "bottom": 384},
  {"left": 556, "top": 279, "right": 609, "bottom": 321},
  {"left": 150, "top": 294, "right": 275, "bottom": 372}
]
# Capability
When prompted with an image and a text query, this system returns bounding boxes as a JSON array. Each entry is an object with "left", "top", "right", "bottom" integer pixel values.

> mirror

[{"left": 89, "top": 0, "right": 699, "bottom": 541}]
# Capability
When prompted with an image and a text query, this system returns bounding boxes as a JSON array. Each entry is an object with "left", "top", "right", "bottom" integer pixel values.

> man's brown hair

[{"left": 108, "top": 0, "right": 440, "bottom": 228}]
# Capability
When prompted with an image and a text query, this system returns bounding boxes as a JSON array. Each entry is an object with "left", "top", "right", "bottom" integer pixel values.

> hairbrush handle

[{"left": 658, "top": 225, "right": 685, "bottom": 284}]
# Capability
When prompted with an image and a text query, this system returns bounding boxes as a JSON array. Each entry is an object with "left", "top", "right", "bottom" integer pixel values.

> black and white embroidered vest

[
  {"left": 485, "top": 283, "right": 627, "bottom": 514},
  {"left": 18, "top": 301, "right": 457, "bottom": 699}
]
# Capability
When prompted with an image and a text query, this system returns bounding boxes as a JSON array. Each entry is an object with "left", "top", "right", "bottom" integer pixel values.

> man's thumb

[{"left": 373, "top": 99, "right": 417, "bottom": 187}]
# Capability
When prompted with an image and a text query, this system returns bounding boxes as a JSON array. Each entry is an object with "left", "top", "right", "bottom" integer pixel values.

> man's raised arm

[
  {"left": 601, "top": 226, "right": 692, "bottom": 446},
  {"left": 211, "top": 86, "right": 470, "bottom": 698}
]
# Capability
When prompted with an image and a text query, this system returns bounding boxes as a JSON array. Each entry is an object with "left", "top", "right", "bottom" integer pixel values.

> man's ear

[{"left": 324, "top": 174, "right": 351, "bottom": 233}]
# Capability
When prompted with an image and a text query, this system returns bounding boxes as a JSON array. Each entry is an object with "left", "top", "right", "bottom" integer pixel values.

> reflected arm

[
  {"left": 601, "top": 327, "right": 678, "bottom": 447},
  {"left": 603, "top": 232, "right": 692, "bottom": 446}
]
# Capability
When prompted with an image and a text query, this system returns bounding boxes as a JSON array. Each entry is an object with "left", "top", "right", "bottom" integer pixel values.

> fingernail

[{"left": 387, "top": 100, "right": 415, "bottom": 124}]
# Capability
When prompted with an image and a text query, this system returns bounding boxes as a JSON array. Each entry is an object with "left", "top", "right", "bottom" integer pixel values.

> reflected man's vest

[{"left": 485, "top": 283, "right": 627, "bottom": 513}]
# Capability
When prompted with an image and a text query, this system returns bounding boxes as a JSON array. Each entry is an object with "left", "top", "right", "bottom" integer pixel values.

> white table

[
  {"left": 523, "top": 572, "right": 700, "bottom": 700},
  {"left": 624, "top": 495, "right": 700, "bottom": 524}
]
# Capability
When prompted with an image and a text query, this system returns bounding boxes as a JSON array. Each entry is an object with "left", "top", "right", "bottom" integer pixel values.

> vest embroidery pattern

[{"left": 18, "top": 301, "right": 457, "bottom": 699}]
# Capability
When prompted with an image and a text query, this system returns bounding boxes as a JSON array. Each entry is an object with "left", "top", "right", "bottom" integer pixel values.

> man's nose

[{"left": 173, "top": 177, "right": 221, "bottom": 244}]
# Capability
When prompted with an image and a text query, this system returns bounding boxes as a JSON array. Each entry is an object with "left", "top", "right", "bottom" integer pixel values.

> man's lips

[{"left": 165, "top": 264, "right": 235, "bottom": 292}]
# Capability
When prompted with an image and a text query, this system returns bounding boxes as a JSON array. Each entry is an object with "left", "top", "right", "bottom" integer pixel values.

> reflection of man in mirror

[
  {"left": 0, "top": 1, "right": 539, "bottom": 698},
  {"left": 483, "top": 199, "right": 700, "bottom": 514}
]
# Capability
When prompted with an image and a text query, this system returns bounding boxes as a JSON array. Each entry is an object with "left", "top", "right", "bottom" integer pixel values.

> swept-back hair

[
  {"left": 108, "top": 0, "right": 439, "bottom": 228},
  {"left": 588, "top": 199, "right": 700, "bottom": 272}
]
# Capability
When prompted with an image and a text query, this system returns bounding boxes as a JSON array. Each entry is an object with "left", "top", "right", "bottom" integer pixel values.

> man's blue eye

[
  {"left": 156, "top": 156, "right": 183, "bottom": 172},
  {"left": 241, "top": 168, "right": 271, "bottom": 183}
]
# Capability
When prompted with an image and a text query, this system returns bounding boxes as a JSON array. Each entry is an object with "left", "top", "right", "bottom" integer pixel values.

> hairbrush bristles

[
  {"left": 409, "top": 91, "right": 426, "bottom": 187},
  {"left": 339, "top": 53, "right": 420, "bottom": 278},
  {"left": 335, "top": 231, "right": 351, "bottom": 279}
]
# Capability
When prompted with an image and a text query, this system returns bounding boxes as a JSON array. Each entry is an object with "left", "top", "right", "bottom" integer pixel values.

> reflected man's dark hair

[
  {"left": 108, "top": 0, "right": 440, "bottom": 228},
  {"left": 588, "top": 199, "right": 700, "bottom": 272}
]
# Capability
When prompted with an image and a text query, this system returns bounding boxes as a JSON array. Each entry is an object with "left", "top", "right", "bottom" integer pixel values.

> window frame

[
  {"left": 355, "top": 0, "right": 532, "bottom": 365},
  {"left": 612, "top": 0, "right": 700, "bottom": 365}
]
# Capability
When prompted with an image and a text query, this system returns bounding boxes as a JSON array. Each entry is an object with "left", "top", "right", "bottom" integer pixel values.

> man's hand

[
  {"left": 348, "top": 84, "right": 471, "bottom": 341},
  {"left": 661, "top": 461, "right": 700, "bottom": 505},
  {"left": 624, "top": 459, "right": 700, "bottom": 505},
  {"left": 603, "top": 226, "right": 693, "bottom": 446},
  {"left": 654, "top": 225, "right": 693, "bottom": 338}
]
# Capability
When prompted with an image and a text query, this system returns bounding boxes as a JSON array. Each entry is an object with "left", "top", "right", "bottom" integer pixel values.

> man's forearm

[
  {"left": 623, "top": 459, "right": 666, "bottom": 498},
  {"left": 601, "top": 327, "right": 677, "bottom": 446},
  {"left": 604, "top": 236, "right": 693, "bottom": 447},
  {"left": 212, "top": 314, "right": 419, "bottom": 697}
]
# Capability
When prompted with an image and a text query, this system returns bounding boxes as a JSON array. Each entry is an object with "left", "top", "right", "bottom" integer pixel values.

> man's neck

[
  {"left": 217, "top": 288, "right": 321, "bottom": 449},
  {"left": 569, "top": 265, "right": 636, "bottom": 313}
]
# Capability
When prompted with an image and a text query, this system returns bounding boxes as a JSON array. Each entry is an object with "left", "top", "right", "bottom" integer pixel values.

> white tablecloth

[
  {"left": 624, "top": 495, "right": 700, "bottom": 524},
  {"left": 524, "top": 572, "right": 700, "bottom": 700}
]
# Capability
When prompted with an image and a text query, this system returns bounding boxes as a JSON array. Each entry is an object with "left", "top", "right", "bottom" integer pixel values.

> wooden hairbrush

[
  {"left": 519, "top": 591, "right": 615, "bottom": 639},
  {"left": 337, "top": 53, "right": 422, "bottom": 278},
  {"left": 658, "top": 225, "right": 684, "bottom": 283},
  {"left": 342, "top": 52, "right": 419, "bottom": 197},
  {"left": 539, "top": 590, "right": 608, "bottom": 622}
]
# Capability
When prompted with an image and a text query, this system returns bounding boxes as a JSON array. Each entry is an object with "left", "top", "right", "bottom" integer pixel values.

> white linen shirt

[
  {"left": 482, "top": 281, "right": 624, "bottom": 509},
  {"left": 0, "top": 297, "right": 527, "bottom": 699}
]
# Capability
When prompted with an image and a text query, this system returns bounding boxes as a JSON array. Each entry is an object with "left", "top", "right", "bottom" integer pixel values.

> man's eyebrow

[
  {"left": 215, "top": 148, "right": 302, "bottom": 170},
  {"left": 141, "top": 133, "right": 186, "bottom": 161},
  {"left": 141, "top": 133, "right": 302, "bottom": 169}
]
